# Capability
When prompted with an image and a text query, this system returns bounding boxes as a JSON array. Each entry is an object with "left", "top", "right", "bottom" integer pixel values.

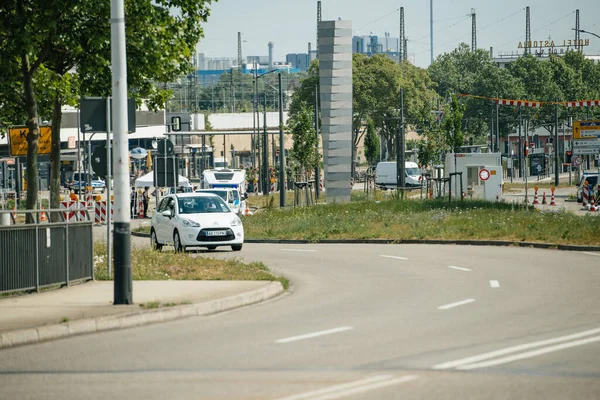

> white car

[{"left": 150, "top": 193, "right": 244, "bottom": 252}]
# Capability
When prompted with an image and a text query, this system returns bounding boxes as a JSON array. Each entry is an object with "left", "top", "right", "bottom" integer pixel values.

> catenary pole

[
  {"left": 110, "top": 0, "right": 132, "bottom": 304},
  {"left": 278, "top": 72, "right": 285, "bottom": 207}
]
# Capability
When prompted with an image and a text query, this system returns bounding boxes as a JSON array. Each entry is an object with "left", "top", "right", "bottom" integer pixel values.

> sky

[{"left": 196, "top": 0, "right": 600, "bottom": 68}]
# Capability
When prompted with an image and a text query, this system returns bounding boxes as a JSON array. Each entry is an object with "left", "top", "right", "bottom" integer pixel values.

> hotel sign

[{"left": 518, "top": 39, "right": 591, "bottom": 49}]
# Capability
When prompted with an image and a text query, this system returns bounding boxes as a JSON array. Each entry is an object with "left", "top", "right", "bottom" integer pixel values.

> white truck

[{"left": 375, "top": 161, "right": 423, "bottom": 190}]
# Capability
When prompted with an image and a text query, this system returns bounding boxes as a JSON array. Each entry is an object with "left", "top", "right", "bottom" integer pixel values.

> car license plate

[{"left": 206, "top": 230, "right": 226, "bottom": 236}]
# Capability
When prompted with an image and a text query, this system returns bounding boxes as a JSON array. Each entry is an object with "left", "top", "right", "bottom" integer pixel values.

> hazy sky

[{"left": 196, "top": 0, "right": 600, "bottom": 68}]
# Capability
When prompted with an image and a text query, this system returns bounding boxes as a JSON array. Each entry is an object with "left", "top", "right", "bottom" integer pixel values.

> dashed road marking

[{"left": 438, "top": 299, "right": 476, "bottom": 310}]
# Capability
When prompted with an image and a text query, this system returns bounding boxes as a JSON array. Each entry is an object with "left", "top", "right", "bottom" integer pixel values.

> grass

[
  {"left": 139, "top": 301, "right": 160, "bottom": 309},
  {"left": 243, "top": 198, "right": 600, "bottom": 246},
  {"left": 60, "top": 317, "right": 70, "bottom": 323},
  {"left": 93, "top": 243, "right": 289, "bottom": 290}
]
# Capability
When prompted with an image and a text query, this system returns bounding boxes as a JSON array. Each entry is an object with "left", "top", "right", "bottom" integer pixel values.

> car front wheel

[
  {"left": 173, "top": 230, "right": 184, "bottom": 253},
  {"left": 231, "top": 244, "right": 242, "bottom": 252},
  {"left": 151, "top": 229, "right": 162, "bottom": 251}
]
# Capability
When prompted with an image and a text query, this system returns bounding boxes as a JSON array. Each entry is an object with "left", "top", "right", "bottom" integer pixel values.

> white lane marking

[
  {"left": 433, "top": 326, "right": 600, "bottom": 370},
  {"left": 448, "top": 265, "right": 471, "bottom": 272},
  {"left": 490, "top": 280, "right": 500, "bottom": 288},
  {"left": 275, "top": 375, "right": 419, "bottom": 400},
  {"left": 458, "top": 335, "right": 600, "bottom": 370},
  {"left": 438, "top": 299, "right": 475, "bottom": 310},
  {"left": 380, "top": 255, "right": 409, "bottom": 261},
  {"left": 281, "top": 249, "right": 317, "bottom": 252},
  {"left": 582, "top": 252, "right": 600, "bottom": 257},
  {"left": 276, "top": 326, "right": 354, "bottom": 344}
]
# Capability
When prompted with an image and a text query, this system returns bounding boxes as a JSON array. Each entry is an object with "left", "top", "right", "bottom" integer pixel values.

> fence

[{"left": 0, "top": 209, "right": 94, "bottom": 294}]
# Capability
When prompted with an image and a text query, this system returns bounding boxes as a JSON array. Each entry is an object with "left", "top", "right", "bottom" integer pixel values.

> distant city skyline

[{"left": 196, "top": 0, "right": 600, "bottom": 69}]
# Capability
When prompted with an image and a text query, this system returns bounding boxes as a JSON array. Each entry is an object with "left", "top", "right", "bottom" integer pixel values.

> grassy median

[
  {"left": 93, "top": 243, "right": 289, "bottom": 289},
  {"left": 244, "top": 198, "right": 599, "bottom": 246},
  {"left": 132, "top": 197, "right": 599, "bottom": 246}
]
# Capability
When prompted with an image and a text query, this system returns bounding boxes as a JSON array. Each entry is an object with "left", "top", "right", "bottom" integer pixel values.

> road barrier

[
  {"left": 0, "top": 209, "right": 93, "bottom": 294},
  {"left": 94, "top": 201, "right": 114, "bottom": 225},
  {"left": 60, "top": 201, "right": 87, "bottom": 222}
]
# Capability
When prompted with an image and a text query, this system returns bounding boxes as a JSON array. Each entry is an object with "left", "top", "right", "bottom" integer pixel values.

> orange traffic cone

[
  {"left": 550, "top": 188, "right": 556, "bottom": 206},
  {"left": 12, "top": 206, "right": 17, "bottom": 220},
  {"left": 40, "top": 206, "right": 48, "bottom": 221},
  {"left": 244, "top": 204, "right": 250, "bottom": 216}
]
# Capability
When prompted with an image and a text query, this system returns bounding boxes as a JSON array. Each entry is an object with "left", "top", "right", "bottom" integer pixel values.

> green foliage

[
  {"left": 287, "top": 102, "right": 320, "bottom": 179},
  {"left": 443, "top": 95, "right": 466, "bottom": 152},
  {"left": 363, "top": 118, "right": 379, "bottom": 166}
]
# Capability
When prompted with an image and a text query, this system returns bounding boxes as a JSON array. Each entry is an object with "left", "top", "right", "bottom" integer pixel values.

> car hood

[{"left": 180, "top": 212, "right": 239, "bottom": 227}]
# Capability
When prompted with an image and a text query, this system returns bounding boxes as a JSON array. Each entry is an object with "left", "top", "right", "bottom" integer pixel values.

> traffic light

[{"left": 566, "top": 150, "right": 572, "bottom": 164}]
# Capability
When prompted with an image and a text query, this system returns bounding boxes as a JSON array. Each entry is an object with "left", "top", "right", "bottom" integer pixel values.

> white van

[
  {"left": 375, "top": 161, "right": 422, "bottom": 189},
  {"left": 201, "top": 169, "right": 248, "bottom": 214}
]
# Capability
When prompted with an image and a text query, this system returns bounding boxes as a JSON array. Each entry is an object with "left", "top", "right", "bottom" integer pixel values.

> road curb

[
  {"left": 131, "top": 230, "right": 600, "bottom": 252},
  {"left": 0, "top": 281, "right": 284, "bottom": 350}
]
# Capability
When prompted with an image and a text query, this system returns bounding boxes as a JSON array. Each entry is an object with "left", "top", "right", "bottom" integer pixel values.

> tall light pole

[
  {"left": 255, "top": 69, "right": 279, "bottom": 195},
  {"left": 110, "top": 0, "right": 132, "bottom": 304},
  {"left": 278, "top": 72, "right": 285, "bottom": 208},
  {"left": 572, "top": 28, "right": 600, "bottom": 41}
]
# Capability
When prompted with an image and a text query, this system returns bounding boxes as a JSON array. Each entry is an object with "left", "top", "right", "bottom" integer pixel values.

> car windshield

[
  {"left": 406, "top": 168, "right": 420, "bottom": 176},
  {"left": 178, "top": 196, "right": 231, "bottom": 214}
]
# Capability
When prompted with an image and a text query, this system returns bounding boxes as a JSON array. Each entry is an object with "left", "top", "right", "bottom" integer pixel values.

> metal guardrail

[{"left": 0, "top": 209, "right": 94, "bottom": 294}]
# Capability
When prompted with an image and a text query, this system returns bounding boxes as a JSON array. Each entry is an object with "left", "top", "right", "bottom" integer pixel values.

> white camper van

[
  {"left": 375, "top": 161, "right": 422, "bottom": 190},
  {"left": 201, "top": 169, "right": 248, "bottom": 214}
]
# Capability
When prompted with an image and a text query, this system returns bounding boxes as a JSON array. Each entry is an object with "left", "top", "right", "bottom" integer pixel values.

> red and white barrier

[
  {"left": 94, "top": 201, "right": 114, "bottom": 225},
  {"left": 550, "top": 188, "right": 556, "bottom": 206},
  {"left": 533, "top": 188, "right": 539, "bottom": 205},
  {"left": 583, "top": 185, "right": 589, "bottom": 207},
  {"left": 85, "top": 189, "right": 93, "bottom": 208},
  {"left": 60, "top": 201, "right": 87, "bottom": 222},
  {"left": 138, "top": 195, "right": 144, "bottom": 218}
]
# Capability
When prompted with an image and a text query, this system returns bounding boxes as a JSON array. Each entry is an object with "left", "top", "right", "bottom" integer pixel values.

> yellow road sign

[
  {"left": 573, "top": 121, "right": 600, "bottom": 139},
  {"left": 8, "top": 126, "right": 52, "bottom": 156}
]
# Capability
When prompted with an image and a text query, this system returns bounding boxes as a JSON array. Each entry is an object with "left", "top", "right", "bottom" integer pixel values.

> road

[{"left": 2, "top": 243, "right": 600, "bottom": 399}]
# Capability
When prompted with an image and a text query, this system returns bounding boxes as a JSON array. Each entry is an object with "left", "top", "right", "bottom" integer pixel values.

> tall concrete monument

[{"left": 318, "top": 19, "right": 353, "bottom": 203}]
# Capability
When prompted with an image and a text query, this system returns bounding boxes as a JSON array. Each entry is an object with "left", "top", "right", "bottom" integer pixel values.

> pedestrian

[
  {"left": 130, "top": 186, "right": 138, "bottom": 218},
  {"left": 143, "top": 186, "right": 150, "bottom": 218}
]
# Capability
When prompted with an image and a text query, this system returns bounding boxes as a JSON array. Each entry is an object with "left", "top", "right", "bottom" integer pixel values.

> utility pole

[
  {"left": 396, "top": 88, "right": 406, "bottom": 196},
  {"left": 278, "top": 72, "right": 285, "bottom": 207},
  {"left": 399, "top": 7, "right": 405, "bottom": 63},
  {"left": 525, "top": 6, "right": 531, "bottom": 55},
  {"left": 316, "top": 1, "right": 322, "bottom": 60},
  {"left": 489, "top": 100, "right": 494, "bottom": 152},
  {"left": 314, "top": 84, "right": 320, "bottom": 200},
  {"left": 471, "top": 8, "right": 477, "bottom": 52},
  {"left": 430, "top": 0, "right": 434, "bottom": 64},
  {"left": 110, "top": 0, "right": 132, "bottom": 304},
  {"left": 263, "top": 94, "right": 268, "bottom": 196},
  {"left": 555, "top": 102, "right": 559, "bottom": 186},
  {"left": 495, "top": 97, "right": 500, "bottom": 154},
  {"left": 518, "top": 105, "right": 522, "bottom": 178},
  {"left": 575, "top": 10, "right": 580, "bottom": 51}
]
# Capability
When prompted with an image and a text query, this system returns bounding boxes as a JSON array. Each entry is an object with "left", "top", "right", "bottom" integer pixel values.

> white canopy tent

[{"left": 134, "top": 171, "right": 192, "bottom": 188}]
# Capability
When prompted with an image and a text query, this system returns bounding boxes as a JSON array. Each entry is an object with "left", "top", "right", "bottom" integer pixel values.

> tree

[
  {"left": 363, "top": 118, "right": 379, "bottom": 166},
  {"left": 1, "top": 0, "right": 215, "bottom": 219},
  {"left": 287, "top": 102, "right": 320, "bottom": 181},
  {"left": 443, "top": 95, "right": 466, "bottom": 152}
]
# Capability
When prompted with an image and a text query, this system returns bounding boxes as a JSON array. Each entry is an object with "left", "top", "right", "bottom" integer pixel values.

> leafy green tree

[
  {"left": 1, "top": 0, "right": 215, "bottom": 217},
  {"left": 429, "top": 43, "right": 524, "bottom": 145},
  {"left": 363, "top": 118, "right": 379, "bottom": 166},
  {"left": 287, "top": 102, "right": 320, "bottom": 181},
  {"left": 443, "top": 95, "right": 466, "bottom": 152}
]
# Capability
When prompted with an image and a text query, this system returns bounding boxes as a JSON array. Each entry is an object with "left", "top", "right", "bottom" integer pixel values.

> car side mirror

[{"left": 161, "top": 210, "right": 171, "bottom": 218}]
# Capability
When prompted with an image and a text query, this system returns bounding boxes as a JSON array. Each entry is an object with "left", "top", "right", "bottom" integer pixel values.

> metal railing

[{"left": 0, "top": 208, "right": 94, "bottom": 294}]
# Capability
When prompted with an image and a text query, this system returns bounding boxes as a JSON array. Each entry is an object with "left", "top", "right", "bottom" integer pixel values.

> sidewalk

[{"left": 0, "top": 280, "right": 284, "bottom": 349}]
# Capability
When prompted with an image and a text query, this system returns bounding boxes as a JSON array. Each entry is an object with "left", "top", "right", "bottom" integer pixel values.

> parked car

[
  {"left": 576, "top": 173, "right": 598, "bottom": 203},
  {"left": 195, "top": 188, "right": 247, "bottom": 216},
  {"left": 67, "top": 172, "right": 106, "bottom": 193},
  {"left": 150, "top": 193, "right": 244, "bottom": 252}
]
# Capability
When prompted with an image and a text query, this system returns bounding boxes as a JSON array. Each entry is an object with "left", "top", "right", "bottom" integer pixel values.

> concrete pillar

[{"left": 318, "top": 19, "right": 353, "bottom": 203}]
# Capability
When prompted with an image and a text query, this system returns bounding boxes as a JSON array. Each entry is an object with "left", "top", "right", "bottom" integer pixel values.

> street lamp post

[
  {"left": 253, "top": 68, "right": 279, "bottom": 195},
  {"left": 572, "top": 28, "right": 600, "bottom": 41}
]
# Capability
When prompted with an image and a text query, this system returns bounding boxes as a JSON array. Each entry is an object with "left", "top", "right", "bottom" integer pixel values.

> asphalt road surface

[{"left": 2, "top": 243, "right": 600, "bottom": 400}]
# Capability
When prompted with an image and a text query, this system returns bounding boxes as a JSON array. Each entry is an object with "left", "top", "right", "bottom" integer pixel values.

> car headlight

[
  {"left": 231, "top": 216, "right": 242, "bottom": 226},
  {"left": 181, "top": 219, "right": 200, "bottom": 227}
]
